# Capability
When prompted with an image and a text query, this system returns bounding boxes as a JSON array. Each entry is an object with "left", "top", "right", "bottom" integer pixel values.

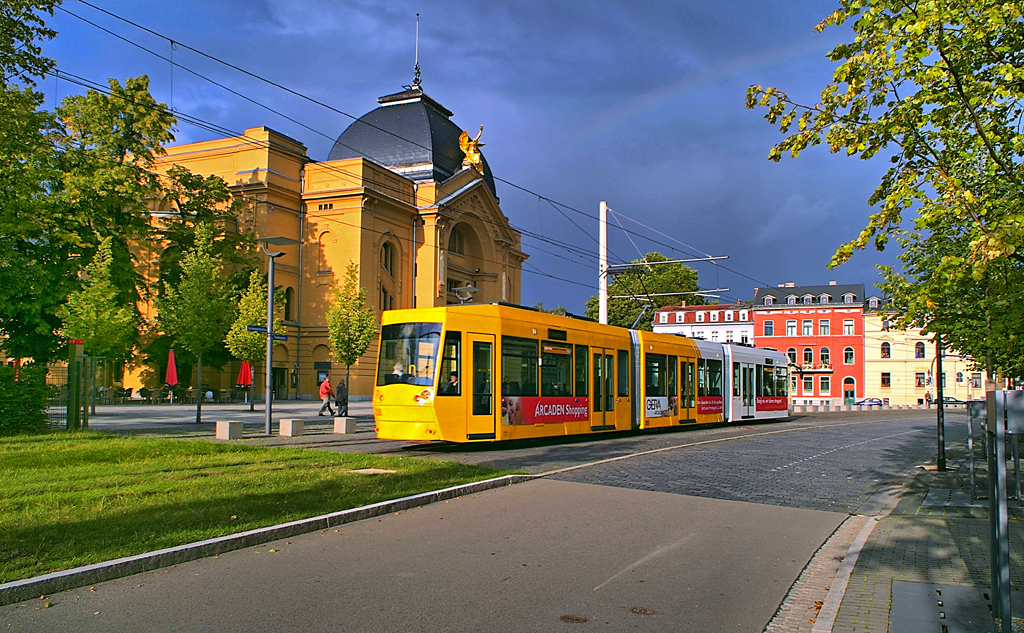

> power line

[{"left": 63, "top": 0, "right": 772, "bottom": 292}]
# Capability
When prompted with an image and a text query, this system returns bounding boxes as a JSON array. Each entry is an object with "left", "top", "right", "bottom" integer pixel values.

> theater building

[{"left": 130, "top": 83, "right": 526, "bottom": 398}]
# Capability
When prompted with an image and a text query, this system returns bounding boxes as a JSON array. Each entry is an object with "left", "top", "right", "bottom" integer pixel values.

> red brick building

[{"left": 752, "top": 283, "right": 869, "bottom": 406}]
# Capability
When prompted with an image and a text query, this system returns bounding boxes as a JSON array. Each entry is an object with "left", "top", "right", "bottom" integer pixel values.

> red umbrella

[
  {"left": 165, "top": 349, "right": 178, "bottom": 387},
  {"left": 236, "top": 361, "right": 252, "bottom": 388}
]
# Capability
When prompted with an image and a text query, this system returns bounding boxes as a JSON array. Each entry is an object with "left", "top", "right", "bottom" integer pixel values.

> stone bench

[
  {"left": 279, "top": 419, "right": 304, "bottom": 437},
  {"left": 334, "top": 417, "right": 357, "bottom": 434},
  {"left": 216, "top": 420, "right": 243, "bottom": 440}
]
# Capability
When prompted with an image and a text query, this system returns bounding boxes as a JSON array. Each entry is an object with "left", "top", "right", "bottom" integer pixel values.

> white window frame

[
  {"left": 803, "top": 375, "right": 814, "bottom": 395},
  {"left": 843, "top": 319, "right": 854, "bottom": 335},
  {"left": 764, "top": 297, "right": 774, "bottom": 306},
  {"left": 844, "top": 347, "right": 855, "bottom": 365},
  {"left": 803, "top": 295, "right": 813, "bottom": 305},
  {"left": 658, "top": 312, "right": 668, "bottom": 323},
  {"left": 696, "top": 312, "right": 705, "bottom": 323},
  {"left": 819, "top": 319, "right": 830, "bottom": 336},
  {"left": 843, "top": 293, "right": 855, "bottom": 304},
  {"left": 710, "top": 312, "right": 719, "bottom": 322},
  {"left": 763, "top": 320, "right": 774, "bottom": 336},
  {"left": 820, "top": 376, "right": 831, "bottom": 395},
  {"left": 786, "top": 320, "right": 797, "bottom": 336},
  {"left": 725, "top": 311, "right": 733, "bottom": 322},
  {"left": 725, "top": 330, "right": 734, "bottom": 343},
  {"left": 739, "top": 310, "right": 748, "bottom": 321},
  {"left": 802, "top": 320, "right": 813, "bottom": 336},
  {"left": 819, "top": 294, "right": 831, "bottom": 304},
  {"left": 787, "top": 295, "right": 797, "bottom": 305}
]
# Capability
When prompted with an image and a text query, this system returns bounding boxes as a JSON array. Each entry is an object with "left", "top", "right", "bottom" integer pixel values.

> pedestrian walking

[
  {"left": 318, "top": 376, "right": 335, "bottom": 416},
  {"left": 335, "top": 378, "right": 348, "bottom": 417}
]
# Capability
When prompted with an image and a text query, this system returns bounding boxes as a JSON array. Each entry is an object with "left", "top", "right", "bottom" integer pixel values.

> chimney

[
  {"left": 829, "top": 280, "right": 837, "bottom": 286},
  {"left": 777, "top": 284, "right": 784, "bottom": 288},
  {"left": 785, "top": 282, "right": 796, "bottom": 288},
  {"left": 681, "top": 301, "right": 686, "bottom": 307}
]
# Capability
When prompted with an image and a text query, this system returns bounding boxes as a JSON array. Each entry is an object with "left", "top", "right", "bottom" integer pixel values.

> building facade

[
  {"left": 128, "top": 85, "right": 526, "bottom": 398},
  {"left": 752, "top": 283, "right": 871, "bottom": 406},
  {"left": 651, "top": 304, "right": 753, "bottom": 344},
  {"left": 864, "top": 312, "right": 983, "bottom": 405}
]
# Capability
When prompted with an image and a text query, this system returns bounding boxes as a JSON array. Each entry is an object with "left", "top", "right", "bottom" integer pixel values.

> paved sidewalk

[{"left": 770, "top": 434, "right": 1024, "bottom": 633}]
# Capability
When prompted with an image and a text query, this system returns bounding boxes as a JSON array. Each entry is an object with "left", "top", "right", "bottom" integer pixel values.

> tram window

[
  {"left": 775, "top": 367, "right": 789, "bottom": 395},
  {"left": 697, "top": 359, "right": 707, "bottom": 397},
  {"left": 668, "top": 356, "right": 677, "bottom": 398},
  {"left": 575, "top": 345, "right": 589, "bottom": 397},
  {"left": 377, "top": 322, "right": 442, "bottom": 387},
  {"left": 761, "top": 365, "right": 775, "bottom": 396},
  {"left": 706, "top": 359, "right": 723, "bottom": 396},
  {"left": 732, "top": 362, "right": 741, "bottom": 397},
  {"left": 541, "top": 342, "right": 572, "bottom": 396},
  {"left": 756, "top": 364, "right": 763, "bottom": 396},
  {"left": 438, "top": 331, "right": 461, "bottom": 396},
  {"left": 594, "top": 353, "right": 603, "bottom": 412},
  {"left": 502, "top": 336, "right": 538, "bottom": 397},
  {"left": 617, "top": 350, "right": 630, "bottom": 396},
  {"left": 645, "top": 353, "right": 668, "bottom": 397}
]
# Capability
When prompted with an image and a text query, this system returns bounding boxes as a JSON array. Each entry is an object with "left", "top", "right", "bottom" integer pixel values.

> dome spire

[{"left": 412, "top": 13, "right": 421, "bottom": 89}]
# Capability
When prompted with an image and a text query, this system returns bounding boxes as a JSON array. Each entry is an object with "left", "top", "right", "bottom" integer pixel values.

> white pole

[
  {"left": 599, "top": 200, "right": 608, "bottom": 325},
  {"left": 265, "top": 255, "right": 275, "bottom": 435}
]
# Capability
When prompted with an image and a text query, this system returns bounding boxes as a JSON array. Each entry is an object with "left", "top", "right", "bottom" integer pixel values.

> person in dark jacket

[{"left": 335, "top": 378, "right": 348, "bottom": 417}]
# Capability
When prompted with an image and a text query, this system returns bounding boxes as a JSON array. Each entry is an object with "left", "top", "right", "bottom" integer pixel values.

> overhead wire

[{"left": 59, "top": 0, "right": 774, "bottom": 298}]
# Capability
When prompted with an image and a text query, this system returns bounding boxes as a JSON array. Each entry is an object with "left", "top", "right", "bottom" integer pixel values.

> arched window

[
  {"left": 787, "top": 295, "right": 797, "bottom": 305},
  {"left": 820, "top": 347, "right": 830, "bottom": 366},
  {"left": 881, "top": 342, "right": 890, "bottom": 358},
  {"left": 803, "top": 347, "right": 813, "bottom": 365},
  {"left": 380, "top": 285, "right": 393, "bottom": 312},
  {"left": 844, "top": 347, "right": 855, "bottom": 364},
  {"left": 787, "top": 348, "right": 797, "bottom": 364},
  {"left": 284, "top": 287, "right": 294, "bottom": 321},
  {"left": 915, "top": 342, "right": 925, "bottom": 358},
  {"left": 763, "top": 296, "right": 773, "bottom": 306},
  {"left": 803, "top": 295, "right": 813, "bottom": 305},
  {"left": 317, "top": 231, "right": 334, "bottom": 272},
  {"left": 380, "top": 241, "right": 395, "bottom": 276},
  {"left": 448, "top": 226, "right": 466, "bottom": 255},
  {"left": 820, "top": 294, "right": 831, "bottom": 304},
  {"left": 843, "top": 377, "right": 856, "bottom": 398}
]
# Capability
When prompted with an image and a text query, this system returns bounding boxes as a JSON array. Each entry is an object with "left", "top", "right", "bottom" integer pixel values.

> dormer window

[
  {"left": 803, "top": 295, "right": 813, "bottom": 305},
  {"left": 658, "top": 312, "right": 668, "bottom": 324},
  {"left": 725, "top": 311, "right": 734, "bottom": 322},
  {"left": 675, "top": 312, "right": 685, "bottom": 323},
  {"left": 696, "top": 312, "right": 705, "bottom": 322},
  {"left": 843, "top": 293, "right": 855, "bottom": 304},
  {"left": 710, "top": 312, "right": 719, "bottom": 322},
  {"left": 764, "top": 297, "right": 774, "bottom": 306},
  {"left": 868, "top": 297, "right": 879, "bottom": 309},
  {"left": 787, "top": 295, "right": 797, "bottom": 305},
  {"left": 739, "top": 310, "right": 748, "bottom": 321},
  {"left": 819, "top": 294, "right": 831, "bottom": 304}
]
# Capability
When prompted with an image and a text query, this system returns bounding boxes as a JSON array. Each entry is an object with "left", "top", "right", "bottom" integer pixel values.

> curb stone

[{"left": 0, "top": 474, "right": 534, "bottom": 607}]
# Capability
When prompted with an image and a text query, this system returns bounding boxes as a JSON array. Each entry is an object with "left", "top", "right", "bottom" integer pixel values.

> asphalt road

[{"left": 2, "top": 409, "right": 968, "bottom": 632}]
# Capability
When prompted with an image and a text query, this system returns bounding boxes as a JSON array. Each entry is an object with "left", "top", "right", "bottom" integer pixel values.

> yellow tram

[{"left": 373, "top": 304, "right": 789, "bottom": 442}]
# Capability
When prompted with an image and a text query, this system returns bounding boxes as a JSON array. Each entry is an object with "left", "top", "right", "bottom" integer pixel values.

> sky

[{"left": 39, "top": 0, "right": 900, "bottom": 312}]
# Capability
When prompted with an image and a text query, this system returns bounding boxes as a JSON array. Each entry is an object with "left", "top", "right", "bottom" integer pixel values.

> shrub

[{"left": 0, "top": 364, "right": 50, "bottom": 435}]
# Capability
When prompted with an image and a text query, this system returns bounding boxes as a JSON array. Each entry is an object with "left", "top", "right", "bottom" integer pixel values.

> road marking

[
  {"left": 593, "top": 533, "right": 696, "bottom": 591},
  {"left": 770, "top": 429, "right": 923, "bottom": 472}
]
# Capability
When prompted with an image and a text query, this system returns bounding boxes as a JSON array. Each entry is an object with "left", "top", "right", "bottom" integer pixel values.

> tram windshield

[{"left": 377, "top": 322, "right": 442, "bottom": 387}]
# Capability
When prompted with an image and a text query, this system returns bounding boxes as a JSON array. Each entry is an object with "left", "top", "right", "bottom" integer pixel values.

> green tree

[
  {"left": 584, "top": 252, "right": 705, "bottom": 330},
  {"left": 157, "top": 223, "right": 236, "bottom": 423},
  {"left": 57, "top": 236, "right": 136, "bottom": 420},
  {"left": 326, "top": 262, "right": 377, "bottom": 392},
  {"left": 225, "top": 270, "right": 283, "bottom": 411},
  {"left": 532, "top": 302, "right": 567, "bottom": 315},
  {"left": 747, "top": 0, "right": 1024, "bottom": 377}
]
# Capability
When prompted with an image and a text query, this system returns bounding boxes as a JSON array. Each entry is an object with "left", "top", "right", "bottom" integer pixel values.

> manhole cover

[
  {"left": 560, "top": 615, "right": 588, "bottom": 623},
  {"left": 631, "top": 607, "right": 656, "bottom": 615}
]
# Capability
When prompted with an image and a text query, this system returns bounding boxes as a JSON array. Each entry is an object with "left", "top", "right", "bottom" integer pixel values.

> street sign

[
  {"left": 272, "top": 334, "right": 288, "bottom": 341},
  {"left": 246, "top": 325, "right": 268, "bottom": 333}
]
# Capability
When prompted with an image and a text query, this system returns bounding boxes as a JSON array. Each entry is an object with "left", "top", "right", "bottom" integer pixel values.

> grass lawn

[{"left": 0, "top": 431, "right": 511, "bottom": 584}]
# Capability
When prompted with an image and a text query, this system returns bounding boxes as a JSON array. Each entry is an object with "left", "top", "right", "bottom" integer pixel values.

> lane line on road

[
  {"left": 770, "top": 429, "right": 923, "bottom": 472},
  {"left": 593, "top": 533, "right": 696, "bottom": 591}
]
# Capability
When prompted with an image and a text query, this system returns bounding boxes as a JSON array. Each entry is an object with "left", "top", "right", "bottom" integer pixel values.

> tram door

[
  {"left": 466, "top": 334, "right": 496, "bottom": 439},
  {"left": 740, "top": 362, "right": 755, "bottom": 418},
  {"left": 592, "top": 349, "right": 616, "bottom": 430}
]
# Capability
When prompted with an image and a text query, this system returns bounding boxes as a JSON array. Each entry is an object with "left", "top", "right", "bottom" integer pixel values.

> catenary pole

[
  {"left": 599, "top": 201, "right": 608, "bottom": 325},
  {"left": 936, "top": 338, "right": 946, "bottom": 471}
]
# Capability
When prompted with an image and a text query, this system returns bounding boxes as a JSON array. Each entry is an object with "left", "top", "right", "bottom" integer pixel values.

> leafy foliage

[
  {"left": 226, "top": 270, "right": 284, "bottom": 364},
  {"left": 0, "top": 364, "right": 49, "bottom": 435},
  {"left": 584, "top": 252, "right": 705, "bottom": 330},
  {"left": 326, "top": 262, "right": 377, "bottom": 382},
  {"left": 0, "top": 0, "right": 56, "bottom": 86},
  {"left": 57, "top": 236, "right": 136, "bottom": 362},
  {"left": 747, "top": 0, "right": 1024, "bottom": 375}
]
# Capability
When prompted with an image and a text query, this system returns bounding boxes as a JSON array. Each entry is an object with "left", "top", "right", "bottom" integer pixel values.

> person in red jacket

[{"left": 318, "top": 376, "right": 335, "bottom": 416}]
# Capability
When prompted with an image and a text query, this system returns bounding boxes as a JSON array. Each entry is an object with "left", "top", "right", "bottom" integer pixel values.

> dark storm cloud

[{"left": 43, "top": 0, "right": 895, "bottom": 310}]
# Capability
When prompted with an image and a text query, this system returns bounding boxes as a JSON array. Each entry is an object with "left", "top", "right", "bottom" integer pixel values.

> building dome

[{"left": 328, "top": 87, "right": 497, "bottom": 197}]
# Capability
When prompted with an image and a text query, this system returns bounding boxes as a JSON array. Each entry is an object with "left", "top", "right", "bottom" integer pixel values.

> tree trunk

[
  {"left": 196, "top": 355, "right": 203, "bottom": 424},
  {"left": 82, "top": 356, "right": 92, "bottom": 429}
]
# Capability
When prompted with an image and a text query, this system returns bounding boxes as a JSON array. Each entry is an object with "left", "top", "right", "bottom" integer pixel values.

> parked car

[
  {"left": 854, "top": 397, "right": 883, "bottom": 406},
  {"left": 939, "top": 396, "right": 966, "bottom": 406}
]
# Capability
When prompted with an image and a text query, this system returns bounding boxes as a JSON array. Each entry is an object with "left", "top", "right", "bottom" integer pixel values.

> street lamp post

[{"left": 257, "top": 236, "right": 299, "bottom": 436}]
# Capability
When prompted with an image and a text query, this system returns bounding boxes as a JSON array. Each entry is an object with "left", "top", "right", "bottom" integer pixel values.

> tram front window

[{"left": 377, "top": 323, "right": 442, "bottom": 387}]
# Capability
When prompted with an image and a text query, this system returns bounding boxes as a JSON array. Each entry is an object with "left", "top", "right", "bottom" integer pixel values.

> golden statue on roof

[{"left": 459, "top": 125, "right": 485, "bottom": 173}]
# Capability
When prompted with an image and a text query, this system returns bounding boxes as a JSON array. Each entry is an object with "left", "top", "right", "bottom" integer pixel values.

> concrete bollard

[
  {"left": 216, "top": 420, "right": 243, "bottom": 440},
  {"left": 334, "top": 417, "right": 357, "bottom": 434},
  {"left": 279, "top": 419, "right": 304, "bottom": 437}
]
